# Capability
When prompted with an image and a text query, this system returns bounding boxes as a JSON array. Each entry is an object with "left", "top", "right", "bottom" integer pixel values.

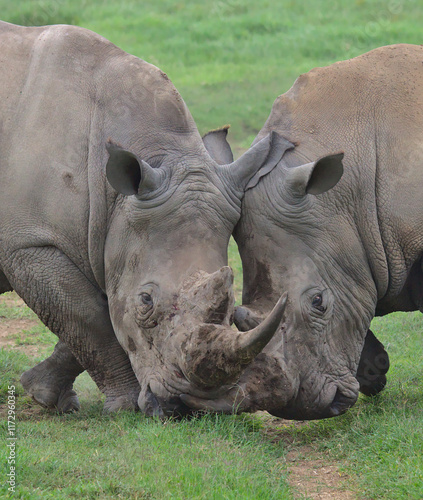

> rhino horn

[
  {"left": 237, "top": 293, "right": 287, "bottom": 361},
  {"left": 184, "top": 293, "right": 287, "bottom": 388}
]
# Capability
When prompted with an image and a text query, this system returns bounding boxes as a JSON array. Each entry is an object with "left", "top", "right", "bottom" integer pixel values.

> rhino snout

[
  {"left": 138, "top": 383, "right": 193, "bottom": 419},
  {"left": 269, "top": 378, "right": 360, "bottom": 420},
  {"left": 181, "top": 293, "right": 288, "bottom": 389}
]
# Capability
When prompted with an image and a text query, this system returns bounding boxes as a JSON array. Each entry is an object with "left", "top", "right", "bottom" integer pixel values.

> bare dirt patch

[
  {"left": 286, "top": 445, "right": 356, "bottom": 500},
  {"left": 256, "top": 413, "right": 357, "bottom": 499},
  {"left": 0, "top": 401, "right": 47, "bottom": 420},
  {"left": 1, "top": 292, "right": 27, "bottom": 310},
  {"left": 0, "top": 318, "right": 40, "bottom": 354}
]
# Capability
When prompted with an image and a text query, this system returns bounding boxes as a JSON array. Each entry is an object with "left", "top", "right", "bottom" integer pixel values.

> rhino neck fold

[{"left": 87, "top": 102, "right": 110, "bottom": 292}]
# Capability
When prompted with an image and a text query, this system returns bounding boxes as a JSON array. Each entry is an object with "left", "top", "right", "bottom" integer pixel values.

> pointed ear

[
  {"left": 224, "top": 132, "right": 294, "bottom": 192},
  {"left": 286, "top": 153, "right": 344, "bottom": 197},
  {"left": 202, "top": 125, "right": 234, "bottom": 165},
  {"left": 105, "top": 141, "right": 164, "bottom": 196}
]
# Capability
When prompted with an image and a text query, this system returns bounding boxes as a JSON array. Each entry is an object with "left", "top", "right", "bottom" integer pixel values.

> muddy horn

[{"left": 184, "top": 293, "right": 287, "bottom": 388}]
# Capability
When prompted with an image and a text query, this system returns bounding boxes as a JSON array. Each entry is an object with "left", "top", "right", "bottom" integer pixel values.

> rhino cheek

[
  {"left": 107, "top": 296, "right": 153, "bottom": 385},
  {"left": 236, "top": 352, "right": 298, "bottom": 412},
  {"left": 108, "top": 296, "right": 137, "bottom": 355}
]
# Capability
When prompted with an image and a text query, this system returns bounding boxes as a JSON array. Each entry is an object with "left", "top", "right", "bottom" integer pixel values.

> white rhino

[
  {"left": 184, "top": 45, "right": 422, "bottom": 419},
  {"left": 0, "top": 22, "right": 287, "bottom": 416}
]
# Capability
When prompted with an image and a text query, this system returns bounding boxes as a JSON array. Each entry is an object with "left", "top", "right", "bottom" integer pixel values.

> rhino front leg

[
  {"left": 21, "top": 341, "right": 83, "bottom": 412},
  {"left": 1, "top": 269, "right": 82, "bottom": 411},
  {"left": 356, "top": 329, "right": 390, "bottom": 396},
  {"left": 9, "top": 246, "right": 140, "bottom": 412}
]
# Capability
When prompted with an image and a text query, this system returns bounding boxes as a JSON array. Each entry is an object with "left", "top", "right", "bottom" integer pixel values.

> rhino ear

[
  {"left": 202, "top": 125, "right": 234, "bottom": 165},
  {"left": 224, "top": 132, "right": 294, "bottom": 192},
  {"left": 287, "top": 153, "right": 344, "bottom": 197},
  {"left": 105, "top": 141, "right": 164, "bottom": 196}
]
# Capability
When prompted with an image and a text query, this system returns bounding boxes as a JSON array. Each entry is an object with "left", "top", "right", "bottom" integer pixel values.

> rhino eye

[
  {"left": 312, "top": 294, "right": 326, "bottom": 313},
  {"left": 141, "top": 293, "right": 153, "bottom": 306}
]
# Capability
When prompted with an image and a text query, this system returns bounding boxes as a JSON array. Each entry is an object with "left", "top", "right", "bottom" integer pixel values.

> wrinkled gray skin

[
  {"left": 0, "top": 22, "right": 288, "bottom": 416},
  {"left": 184, "top": 45, "right": 422, "bottom": 419}
]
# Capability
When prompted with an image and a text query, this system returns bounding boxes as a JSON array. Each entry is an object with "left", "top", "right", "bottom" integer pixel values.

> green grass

[
  {"left": 0, "top": 409, "right": 291, "bottom": 499},
  {"left": 10, "top": 324, "right": 56, "bottom": 347},
  {"left": 0, "top": 299, "right": 36, "bottom": 320},
  {"left": 228, "top": 238, "right": 243, "bottom": 301},
  {"left": 1, "top": 1, "right": 423, "bottom": 498},
  {"left": 1, "top": 305, "right": 423, "bottom": 498},
  {"left": 277, "top": 312, "right": 423, "bottom": 499},
  {"left": 1, "top": 0, "right": 421, "bottom": 149}
]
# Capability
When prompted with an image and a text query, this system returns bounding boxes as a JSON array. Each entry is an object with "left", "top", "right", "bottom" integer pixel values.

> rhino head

[
  {"left": 233, "top": 153, "right": 378, "bottom": 419},
  {"left": 103, "top": 132, "right": 288, "bottom": 417},
  {"left": 182, "top": 130, "right": 381, "bottom": 420}
]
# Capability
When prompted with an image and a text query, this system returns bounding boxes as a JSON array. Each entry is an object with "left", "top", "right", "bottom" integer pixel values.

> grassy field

[
  {"left": 1, "top": 0, "right": 422, "bottom": 148},
  {"left": 1, "top": 295, "right": 422, "bottom": 499},
  {"left": 1, "top": 1, "right": 423, "bottom": 498}
]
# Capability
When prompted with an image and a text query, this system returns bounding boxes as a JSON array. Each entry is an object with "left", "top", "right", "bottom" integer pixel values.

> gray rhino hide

[
  {"left": 188, "top": 44, "right": 422, "bottom": 420},
  {"left": 0, "top": 22, "right": 286, "bottom": 416}
]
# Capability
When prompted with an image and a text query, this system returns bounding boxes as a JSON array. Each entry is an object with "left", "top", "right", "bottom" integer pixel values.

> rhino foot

[
  {"left": 103, "top": 392, "right": 140, "bottom": 414},
  {"left": 21, "top": 367, "right": 80, "bottom": 413},
  {"left": 56, "top": 386, "right": 80, "bottom": 413}
]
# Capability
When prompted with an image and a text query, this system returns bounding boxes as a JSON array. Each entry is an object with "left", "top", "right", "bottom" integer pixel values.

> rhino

[
  {"left": 0, "top": 21, "right": 288, "bottom": 416},
  {"left": 183, "top": 44, "right": 422, "bottom": 419}
]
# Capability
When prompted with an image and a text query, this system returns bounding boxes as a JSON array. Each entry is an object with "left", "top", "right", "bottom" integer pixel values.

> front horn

[{"left": 183, "top": 293, "right": 287, "bottom": 388}]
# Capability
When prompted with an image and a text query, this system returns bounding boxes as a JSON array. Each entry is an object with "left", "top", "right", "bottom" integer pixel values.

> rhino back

[
  {"left": 249, "top": 44, "right": 423, "bottom": 306},
  {"left": 0, "top": 22, "right": 200, "bottom": 287},
  {"left": 259, "top": 44, "right": 423, "bottom": 151}
]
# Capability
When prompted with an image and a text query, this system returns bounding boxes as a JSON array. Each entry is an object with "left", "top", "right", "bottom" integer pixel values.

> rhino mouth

[
  {"left": 150, "top": 391, "right": 192, "bottom": 419},
  {"left": 138, "top": 383, "right": 193, "bottom": 418},
  {"left": 329, "top": 388, "right": 356, "bottom": 416},
  {"left": 268, "top": 379, "right": 359, "bottom": 420},
  {"left": 140, "top": 369, "right": 234, "bottom": 418}
]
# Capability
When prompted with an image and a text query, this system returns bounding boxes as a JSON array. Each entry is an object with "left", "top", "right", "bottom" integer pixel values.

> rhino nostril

[{"left": 233, "top": 306, "right": 260, "bottom": 331}]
